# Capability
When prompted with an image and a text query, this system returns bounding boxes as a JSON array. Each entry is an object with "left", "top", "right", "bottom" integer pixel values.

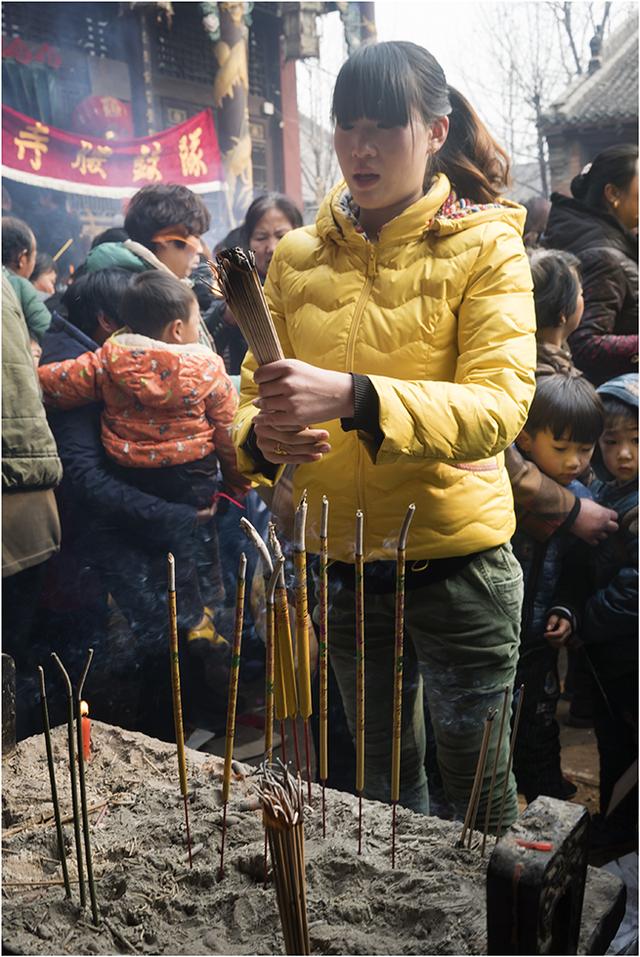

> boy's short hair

[
  {"left": 527, "top": 248, "right": 581, "bottom": 329},
  {"left": 124, "top": 185, "right": 210, "bottom": 250},
  {"left": 62, "top": 268, "right": 133, "bottom": 337},
  {"left": 120, "top": 271, "right": 197, "bottom": 338},
  {"left": 600, "top": 394, "right": 638, "bottom": 428},
  {"left": 525, "top": 373, "right": 604, "bottom": 444}
]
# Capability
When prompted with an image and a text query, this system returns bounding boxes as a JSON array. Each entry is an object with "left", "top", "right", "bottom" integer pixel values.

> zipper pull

[{"left": 367, "top": 247, "right": 377, "bottom": 277}]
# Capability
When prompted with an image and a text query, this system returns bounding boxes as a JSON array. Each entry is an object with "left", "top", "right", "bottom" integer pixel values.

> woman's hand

[
  {"left": 253, "top": 359, "right": 355, "bottom": 426},
  {"left": 253, "top": 412, "right": 331, "bottom": 465}
]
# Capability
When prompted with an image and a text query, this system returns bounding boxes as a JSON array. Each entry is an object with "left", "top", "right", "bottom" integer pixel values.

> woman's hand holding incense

[
  {"left": 253, "top": 413, "right": 331, "bottom": 465},
  {"left": 253, "top": 359, "right": 355, "bottom": 425}
]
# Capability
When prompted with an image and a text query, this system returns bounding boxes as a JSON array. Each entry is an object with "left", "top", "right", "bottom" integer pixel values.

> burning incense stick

[
  {"left": 294, "top": 490, "right": 313, "bottom": 803},
  {"left": 256, "top": 763, "right": 310, "bottom": 956},
  {"left": 319, "top": 495, "right": 329, "bottom": 838},
  {"left": 495, "top": 683, "right": 525, "bottom": 840},
  {"left": 37, "top": 665, "right": 71, "bottom": 899},
  {"left": 210, "top": 249, "right": 284, "bottom": 365},
  {"left": 481, "top": 686, "right": 510, "bottom": 857},
  {"left": 391, "top": 504, "right": 416, "bottom": 869},
  {"left": 265, "top": 560, "right": 284, "bottom": 765},
  {"left": 51, "top": 652, "right": 85, "bottom": 907},
  {"left": 75, "top": 649, "right": 99, "bottom": 925},
  {"left": 355, "top": 510, "right": 365, "bottom": 855},
  {"left": 167, "top": 553, "right": 193, "bottom": 868},
  {"left": 52, "top": 238, "right": 73, "bottom": 262},
  {"left": 457, "top": 708, "right": 496, "bottom": 849},
  {"left": 219, "top": 553, "right": 247, "bottom": 881}
]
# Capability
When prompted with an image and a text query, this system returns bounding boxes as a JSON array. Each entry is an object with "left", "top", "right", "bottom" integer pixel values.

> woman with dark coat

[{"left": 542, "top": 144, "right": 638, "bottom": 385}]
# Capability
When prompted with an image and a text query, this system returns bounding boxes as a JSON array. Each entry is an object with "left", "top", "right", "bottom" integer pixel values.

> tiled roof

[{"left": 541, "top": 18, "right": 638, "bottom": 131}]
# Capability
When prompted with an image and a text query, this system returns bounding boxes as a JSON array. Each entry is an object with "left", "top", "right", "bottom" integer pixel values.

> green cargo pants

[{"left": 321, "top": 543, "right": 523, "bottom": 830}]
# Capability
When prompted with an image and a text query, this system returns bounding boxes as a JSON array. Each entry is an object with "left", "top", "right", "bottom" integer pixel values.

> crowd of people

[{"left": 2, "top": 40, "right": 637, "bottom": 862}]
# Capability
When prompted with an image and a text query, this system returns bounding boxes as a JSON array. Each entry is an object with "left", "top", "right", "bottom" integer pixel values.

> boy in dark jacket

[
  {"left": 511, "top": 373, "right": 604, "bottom": 801},
  {"left": 583, "top": 373, "right": 638, "bottom": 851}
]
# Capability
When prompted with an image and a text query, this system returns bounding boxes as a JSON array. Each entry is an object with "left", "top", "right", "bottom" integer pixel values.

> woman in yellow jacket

[{"left": 234, "top": 42, "right": 536, "bottom": 828}]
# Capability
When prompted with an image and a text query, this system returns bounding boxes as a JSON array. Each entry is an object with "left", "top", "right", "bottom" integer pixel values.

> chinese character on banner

[
  {"left": 133, "top": 141, "right": 163, "bottom": 183},
  {"left": 70, "top": 140, "right": 113, "bottom": 179},
  {"left": 13, "top": 121, "right": 50, "bottom": 171},
  {"left": 178, "top": 127, "right": 208, "bottom": 177},
  {"left": 100, "top": 96, "right": 125, "bottom": 119}
]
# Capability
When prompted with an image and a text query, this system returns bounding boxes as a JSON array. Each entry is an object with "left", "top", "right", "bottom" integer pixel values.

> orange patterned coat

[{"left": 38, "top": 332, "right": 249, "bottom": 492}]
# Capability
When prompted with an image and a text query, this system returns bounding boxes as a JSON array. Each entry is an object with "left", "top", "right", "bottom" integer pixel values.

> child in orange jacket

[{"left": 39, "top": 270, "right": 250, "bottom": 657}]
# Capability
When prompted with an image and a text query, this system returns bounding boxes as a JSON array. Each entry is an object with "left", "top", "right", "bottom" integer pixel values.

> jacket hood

[
  {"left": 315, "top": 174, "right": 526, "bottom": 249},
  {"left": 83, "top": 239, "right": 173, "bottom": 275},
  {"left": 597, "top": 372, "right": 639, "bottom": 410},
  {"left": 543, "top": 193, "right": 638, "bottom": 262},
  {"left": 102, "top": 332, "right": 216, "bottom": 409}
]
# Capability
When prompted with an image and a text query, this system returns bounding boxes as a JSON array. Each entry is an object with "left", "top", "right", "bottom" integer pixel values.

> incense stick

[
  {"left": 257, "top": 764, "right": 310, "bottom": 955},
  {"left": 219, "top": 553, "right": 247, "bottom": 880},
  {"left": 391, "top": 504, "right": 416, "bottom": 869},
  {"left": 481, "top": 686, "right": 510, "bottom": 856},
  {"left": 495, "top": 683, "right": 525, "bottom": 840},
  {"left": 167, "top": 554, "right": 193, "bottom": 868},
  {"left": 265, "top": 560, "right": 284, "bottom": 765},
  {"left": 51, "top": 653, "right": 85, "bottom": 907},
  {"left": 354, "top": 510, "right": 365, "bottom": 854},
  {"left": 210, "top": 249, "right": 284, "bottom": 366},
  {"left": 268, "top": 524, "right": 299, "bottom": 743},
  {"left": 319, "top": 496, "right": 329, "bottom": 838},
  {"left": 467, "top": 709, "right": 496, "bottom": 849},
  {"left": 52, "top": 238, "right": 73, "bottom": 262},
  {"left": 37, "top": 665, "right": 71, "bottom": 899},
  {"left": 457, "top": 708, "right": 495, "bottom": 849},
  {"left": 294, "top": 490, "right": 313, "bottom": 803},
  {"left": 75, "top": 649, "right": 99, "bottom": 925}
]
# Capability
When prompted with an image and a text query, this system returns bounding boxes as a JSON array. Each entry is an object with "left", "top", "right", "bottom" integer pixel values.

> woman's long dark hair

[
  {"left": 331, "top": 41, "right": 510, "bottom": 204},
  {"left": 570, "top": 144, "right": 638, "bottom": 209}
]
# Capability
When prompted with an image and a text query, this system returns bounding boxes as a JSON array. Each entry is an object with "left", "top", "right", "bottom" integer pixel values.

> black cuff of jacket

[
  {"left": 242, "top": 425, "right": 278, "bottom": 482},
  {"left": 341, "top": 374, "right": 384, "bottom": 451},
  {"left": 547, "top": 605, "right": 578, "bottom": 634},
  {"left": 559, "top": 496, "right": 581, "bottom": 534}
]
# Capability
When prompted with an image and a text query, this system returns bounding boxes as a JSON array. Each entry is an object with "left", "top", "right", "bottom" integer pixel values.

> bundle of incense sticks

[
  {"left": 319, "top": 496, "right": 329, "bottom": 837},
  {"left": 391, "top": 504, "right": 416, "bottom": 868},
  {"left": 211, "top": 248, "right": 284, "bottom": 365},
  {"left": 293, "top": 490, "right": 313, "bottom": 802},
  {"left": 256, "top": 763, "right": 310, "bottom": 956}
]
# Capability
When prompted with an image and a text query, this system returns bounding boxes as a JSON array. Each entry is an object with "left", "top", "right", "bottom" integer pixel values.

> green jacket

[
  {"left": 83, "top": 240, "right": 153, "bottom": 274},
  {"left": 2, "top": 266, "right": 52, "bottom": 342},
  {"left": 2, "top": 275, "right": 62, "bottom": 491}
]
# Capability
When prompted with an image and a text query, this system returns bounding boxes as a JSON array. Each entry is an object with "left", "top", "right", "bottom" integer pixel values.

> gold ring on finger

[{"left": 275, "top": 443, "right": 288, "bottom": 456}]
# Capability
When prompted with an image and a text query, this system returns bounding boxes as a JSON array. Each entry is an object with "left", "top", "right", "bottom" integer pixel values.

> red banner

[{"left": 2, "top": 105, "right": 225, "bottom": 197}]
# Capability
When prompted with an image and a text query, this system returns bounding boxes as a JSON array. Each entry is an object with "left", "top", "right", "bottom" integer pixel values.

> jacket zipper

[{"left": 345, "top": 245, "right": 377, "bottom": 521}]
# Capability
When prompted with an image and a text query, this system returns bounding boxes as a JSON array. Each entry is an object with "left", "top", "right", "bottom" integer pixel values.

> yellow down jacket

[{"left": 234, "top": 173, "right": 536, "bottom": 562}]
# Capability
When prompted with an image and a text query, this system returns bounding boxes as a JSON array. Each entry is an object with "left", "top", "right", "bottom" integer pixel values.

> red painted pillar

[{"left": 279, "top": 40, "right": 303, "bottom": 209}]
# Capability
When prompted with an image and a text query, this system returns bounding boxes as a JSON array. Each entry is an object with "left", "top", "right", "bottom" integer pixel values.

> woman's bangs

[{"left": 332, "top": 49, "right": 415, "bottom": 127}]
